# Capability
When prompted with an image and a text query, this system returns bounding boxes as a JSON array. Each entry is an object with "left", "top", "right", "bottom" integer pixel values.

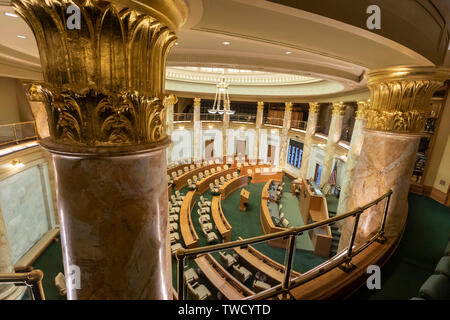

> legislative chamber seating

[
  {"left": 232, "top": 264, "right": 252, "bottom": 283},
  {"left": 252, "top": 279, "right": 271, "bottom": 293},
  {"left": 187, "top": 281, "right": 211, "bottom": 300},
  {"left": 219, "top": 251, "right": 237, "bottom": 268},
  {"left": 184, "top": 267, "right": 199, "bottom": 284}
]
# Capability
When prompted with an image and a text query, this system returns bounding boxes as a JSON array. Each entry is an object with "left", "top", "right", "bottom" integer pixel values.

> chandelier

[{"left": 208, "top": 74, "right": 235, "bottom": 115}]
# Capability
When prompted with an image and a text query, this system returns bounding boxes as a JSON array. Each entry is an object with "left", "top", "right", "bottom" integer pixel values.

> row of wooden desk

[
  {"left": 195, "top": 253, "right": 255, "bottom": 299},
  {"left": 179, "top": 190, "right": 199, "bottom": 248},
  {"left": 173, "top": 163, "right": 222, "bottom": 191},
  {"left": 196, "top": 168, "right": 237, "bottom": 194},
  {"left": 219, "top": 175, "right": 249, "bottom": 200},
  {"left": 211, "top": 197, "right": 232, "bottom": 242}
]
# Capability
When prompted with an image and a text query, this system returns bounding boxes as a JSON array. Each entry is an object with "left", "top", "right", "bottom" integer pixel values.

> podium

[{"left": 239, "top": 189, "right": 250, "bottom": 211}]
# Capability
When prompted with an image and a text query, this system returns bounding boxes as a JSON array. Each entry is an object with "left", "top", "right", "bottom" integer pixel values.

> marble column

[
  {"left": 193, "top": 98, "right": 202, "bottom": 163},
  {"left": 14, "top": 0, "right": 188, "bottom": 299},
  {"left": 0, "top": 209, "right": 25, "bottom": 300},
  {"left": 321, "top": 102, "right": 346, "bottom": 186},
  {"left": 164, "top": 94, "right": 178, "bottom": 164},
  {"left": 336, "top": 100, "right": 369, "bottom": 219},
  {"left": 279, "top": 102, "right": 292, "bottom": 169},
  {"left": 254, "top": 101, "right": 264, "bottom": 163},
  {"left": 223, "top": 101, "right": 230, "bottom": 163},
  {"left": 299, "top": 102, "right": 320, "bottom": 179},
  {"left": 338, "top": 66, "right": 448, "bottom": 252}
]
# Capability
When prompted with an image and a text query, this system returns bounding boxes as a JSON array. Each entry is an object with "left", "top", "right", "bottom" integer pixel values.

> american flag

[{"left": 328, "top": 162, "right": 337, "bottom": 185}]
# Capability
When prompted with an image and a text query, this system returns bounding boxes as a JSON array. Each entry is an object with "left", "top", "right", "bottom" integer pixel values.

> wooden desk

[
  {"left": 299, "top": 180, "right": 332, "bottom": 257},
  {"left": 194, "top": 254, "right": 255, "bottom": 299},
  {"left": 179, "top": 191, "right": 199, "bottom": 248},
  {"left": 196, "top": 168, "right": 237, "bottom": 194},
  {"left": 211, "top": 197, "right": 232, "bottom": 242},
  {"left": 234, "top": 237, "right": 301, "bottom": 285},
  {"left": 173, "top": 164, "right": 217, "bottom": 190},
  {"left": 260, "top": 193, "right": 286, "bottom": 249},
  {"left": 290, "top": 179, "right": 302, "bottom": 194},
  {"left": 251, "top": 169, "right": 283, "bottom": 184},
  {"left": 239, "top": 189, "right": 249, "bottom": 211},
  {"left": 219, "top": 175, "right": 249, "bottom": 200}
]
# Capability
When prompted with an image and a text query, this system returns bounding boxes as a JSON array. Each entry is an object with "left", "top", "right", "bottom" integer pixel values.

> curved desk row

[
  {"left": 196, "top": 168, "right": 237, "bottom": 194},
  {"left": 234, "top": 237, "right": 301, "bottom": 285},
  {"left": 219, "top": 175, "right": 249, "bottom": 200},
  {"left": 173, "top": 164, "right": 218, "bottom": 191},
  {"left": 211, "top": 197, "right": 232, "bottom": 242},
  {"left": 194, "top": 253, "right": 255, "bottom": 299},
  {"left": 260, "top": 180, "right": 288, "bottom": 249},
  {"left": 251, "top": 169, "right": 283, "bottom": 184},
  {"left": 180, "top": 191, "right": 199, "bottom": 248}
]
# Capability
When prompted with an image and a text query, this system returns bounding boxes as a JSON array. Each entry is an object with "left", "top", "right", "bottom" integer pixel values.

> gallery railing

[
  {"left": 290, "top": 120, "right": 307, "bottom": 131},
  {"left": 0, "top": 270, "right": 45, "bottom": 300},
  {"left": 173, "top": 113, "right": 193, "bottom": 122},
  {"left": 0, "top": 121, "right": 37, "bottom": 147},
  {"left": 175, "top": 189, "right": 392, "bottom": 300},
  {"left": 200, "top": 113, "right": 223, "bottom": 122},
  {"left": 263, "top": 117, "right": 283, "bottom": 127},
  {"left": 230, "top": 114, "right": 256, "bottom": 123}
]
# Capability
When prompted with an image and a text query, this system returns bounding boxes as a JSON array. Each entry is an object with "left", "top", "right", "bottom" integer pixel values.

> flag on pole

[{"left": 328, "top": 162, "right": 337, "bottom": 185}]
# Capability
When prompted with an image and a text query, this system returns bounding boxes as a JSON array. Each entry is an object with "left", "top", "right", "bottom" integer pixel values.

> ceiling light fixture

[
  {"left": 285, "top": 51, "right": 292, "bottom": 55},
  {"left": 208, "top": 74, "right": 235, "bottom": 115},
  {"left": 222, "top": 41, "right": 230, "bottom": 45},
  {"left": 175, "top": 42, "right": 179, "bottom": 46},
  {"left": 5, "top": 12, "right": 19, "bottom": 18},
  {"left": 17, "top": 35, "right": 27, "bottom": 39}
]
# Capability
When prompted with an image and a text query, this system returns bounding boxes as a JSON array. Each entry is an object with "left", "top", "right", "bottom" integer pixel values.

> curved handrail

[{"left": 176, "top": 189, "right": 393, "bottom": 300}]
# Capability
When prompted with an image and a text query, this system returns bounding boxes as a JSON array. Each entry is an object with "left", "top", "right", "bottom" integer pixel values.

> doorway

[
  {"left": 205, "top": 139, "right": 214, "bottom": 161},
  {"left": 314, "top": 163, "right": 322, "bottom": 186},
  {"left": 236, "top": 140, "right": 246, "bottom": 158},
  {"left": 267, "top": 144, "right": 276, "bottom": 164}
]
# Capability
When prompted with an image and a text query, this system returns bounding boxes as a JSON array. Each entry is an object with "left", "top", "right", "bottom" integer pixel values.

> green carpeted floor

[{"left": 350, "top": 193, "right": 450, "bottom": 300}]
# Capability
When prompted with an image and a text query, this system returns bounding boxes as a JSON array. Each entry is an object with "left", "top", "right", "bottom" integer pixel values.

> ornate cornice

[
  {"left": 13, "top": 0, "right": 179, "bottom": 149},
  {"left": 308, "top": 102, "right": 320, "bottom": 114},
  {"left": 366, "top": 66, "right": 449, "bottom": 133},
  {"left": 332, "top": 101, "right": 346, "bottom": 115}
]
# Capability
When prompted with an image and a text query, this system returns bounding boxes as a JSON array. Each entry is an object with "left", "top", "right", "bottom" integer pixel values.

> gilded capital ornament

[
  {"left": 308, "top": 102, "right": 320, "bottom": 113},
  {"left": 194, "top": 98, "right": 201, "bottom": 108},
  {"left": 285, "top": 102, "right": 293, "bottom": 112},
  {"left": 366, "top": 66, "right": 449, "bottom": 133},
  {"left": 257, "top": 101, "right": 264, "bottom": 110},
  {"left": 163, "top": 94, "right": 178, "bottom": 107},
  {"left": 332, "top": 102, "right": 346, "bottom": 115},
  {"left": 355, "top": 100, "right": 369, "bottom": 120},
  {"left": 13, "top": 0, "right": 187, "bottom": 150}
]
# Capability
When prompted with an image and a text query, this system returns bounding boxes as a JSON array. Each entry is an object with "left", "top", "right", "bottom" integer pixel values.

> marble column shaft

[
  {"left": 321, "top": 102, "right": 346, "bottom": 185},
  {"left": 338, "top": 66, "right": 448, "bottom": 252},
  {"left": 254, "top": 102, "right": 264, "bottom": 163},
  {"left": 279, "top": 102, "right": 292, "bottom": 169},
  {"left": 164, "top": 95, "right": 177, "bottom": 164},
  {"left": 336, "top": 101, "right": 368, "bottom": 218},
  {"left": 299, "top": 102, "right": 319, "bottom": 179},
  {"left": 193, "top": 98, "right": 202, "bottom": 162},
  {"left": 223, "top": 113, "right": 230, "bottom": 162}
]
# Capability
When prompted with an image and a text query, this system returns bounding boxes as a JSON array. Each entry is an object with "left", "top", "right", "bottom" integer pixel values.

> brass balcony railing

[
  {"left": 263, "top": 117, "right": 284, "bottom": 127},
  {"left": 230, "top": 114, "right": 256, "bottom": 123},
  {"left": 0, "top": 121, "right": 37, "bottom": 147},
  {"left": 200, "top": 113, "right": 223, "bottom": 122},
  {"left": 173, "top": 113, "right": 193, "bottom": 122},
  {"left": 290, "top": 120, "right": 307, "bottom": 131},
  {"left": 175, "top": 189, "right": 393, "bottom": 300},
  {"left": 0, "top": 270, "right": 45, "bottom": 300}
]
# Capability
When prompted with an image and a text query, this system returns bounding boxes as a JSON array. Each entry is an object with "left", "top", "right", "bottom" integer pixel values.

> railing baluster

[
  {"left": 339, "top": 210, "right": 362, "bottom": 272},
  {"left": 377, "top": 192, "right": 392, "bottom": 243},
  {"left": 176, "top": 250, "right": 185, "bottom": 300},
  {"left": 281, "top": 234, "right": 297, "bottom": 298}
]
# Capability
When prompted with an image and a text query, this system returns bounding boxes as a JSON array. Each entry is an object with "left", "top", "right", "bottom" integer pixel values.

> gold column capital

[
  {"left": 356, "top": 100, "right": 369, "bottom": 120},
  {"left": 308, "top": 102, "right": 320, "bottom": 113},
  {"left": 257, "top": 101, "right": 264, "bottom": 109},
  {"left": 194, "top": 98, "right": 201, "bottom": 108},
  {"left": 163, "top": 94, "right": 178, "bottom": 106},
  {"left": 23, "top": 82, "right": 45, "bottom": 102},
  {"left": 13, "top": 0, "right": 183, "bottom": 151},
  {"left": 332, "top": 101, "right": 346, "bottom": 115},
  {"left": 366, "top": 66, "right": 449, "bottom": 133},
  {"left": 284, "top": 102, "right": 293, "bottom": 111}
]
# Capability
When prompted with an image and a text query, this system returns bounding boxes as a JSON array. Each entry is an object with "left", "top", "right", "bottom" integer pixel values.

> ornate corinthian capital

[
  {"left": 332, "top": 101, "right": 346, "bottom": 115},
  {"left": 308, "top": 102, "right": 320, "bottom": 113},
  {"left": 13, "top": 0, "right": 187, "bottom": 150},
  {"left": 355, "top": 100, "right": 369, "bottom": 120},
  {"left": 366, "top": 66, "right": 449, "bottom": 133}
]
